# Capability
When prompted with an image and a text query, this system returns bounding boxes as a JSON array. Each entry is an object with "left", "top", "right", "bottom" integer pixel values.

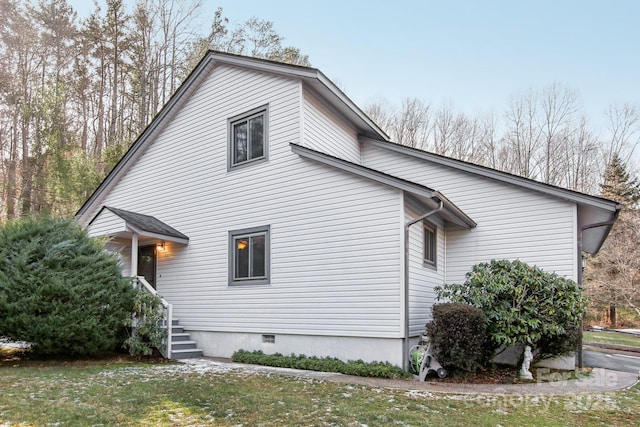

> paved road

[{"left": 583, "top": 347, "right": 640, "bottom": 374}]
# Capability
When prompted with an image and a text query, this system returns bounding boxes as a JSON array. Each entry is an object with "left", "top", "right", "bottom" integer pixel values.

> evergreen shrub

[
  {"left": 425, "top": 302, "right": 490, "bottom": 372},
  {"left": 0, "top": 216, "right": 135, "bottom": 357},
  {"left": 231, "top": 350, "right": 411, "bottom": 379},
  {"left": 436, "top": 259, "right": 587, "bottom": 361}
]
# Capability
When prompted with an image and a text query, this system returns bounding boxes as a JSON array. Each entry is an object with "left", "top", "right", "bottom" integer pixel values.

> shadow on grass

[{"left": 0, "top": 343, "right": 174, "bottom": 369}]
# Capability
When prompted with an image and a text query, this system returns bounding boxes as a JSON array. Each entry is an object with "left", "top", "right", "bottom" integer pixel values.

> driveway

[{"left": 584, "top": 346, "right": 640, "bottom": 374}]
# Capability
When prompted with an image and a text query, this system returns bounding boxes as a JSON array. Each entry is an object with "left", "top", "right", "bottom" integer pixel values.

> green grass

[
  {"left": 1, "top": 357, "right": 639, "bottom": 426},
  {"left": 583, "top": 331, "right": 640, "bottom": 348}
]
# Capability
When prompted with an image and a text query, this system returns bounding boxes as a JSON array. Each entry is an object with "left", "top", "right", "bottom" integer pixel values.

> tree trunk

[{"left": 609, "top": 304, "right": 617, "bottom": 328}]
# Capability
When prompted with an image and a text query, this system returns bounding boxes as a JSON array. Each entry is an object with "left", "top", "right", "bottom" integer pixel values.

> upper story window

[
  {"left": 423, "top": 221, "right": 436, "bottom": 268},
  {"left": 229, "top": 225, "right": 270, "bottom": 285},
  {"left": 228, "top": 106, "right": 268, "bottom": 169}
]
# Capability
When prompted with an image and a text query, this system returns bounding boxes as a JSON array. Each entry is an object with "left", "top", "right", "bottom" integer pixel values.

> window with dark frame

[
  {"left": 229, "top": 226, "right": 270, "bottom": 285},
  {"left": 423, "top": 221, "right": 436, "bottom": 266},
  {"left": 229, "top": 107, "right": 267, "bottom": 168}
]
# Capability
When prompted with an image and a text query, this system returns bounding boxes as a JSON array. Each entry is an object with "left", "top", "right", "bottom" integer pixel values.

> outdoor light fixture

[{"left": 157, "top": 241, "right": 166, "bottom": 251}]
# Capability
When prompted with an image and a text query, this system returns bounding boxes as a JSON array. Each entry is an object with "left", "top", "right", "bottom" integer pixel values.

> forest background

[{"left": 0, "top": 0, "right": 638, "bottom": 326}]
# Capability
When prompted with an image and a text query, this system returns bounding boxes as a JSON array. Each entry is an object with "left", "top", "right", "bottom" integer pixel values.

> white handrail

[
  {"left": 166, "top": 304, "right": 173, "bottom": 360},
  {"left": 135, "top": 276, "right": 169, "bottom": 308},
  {"left": 134, "top": 276, "right": 172, "bottom": 359}
]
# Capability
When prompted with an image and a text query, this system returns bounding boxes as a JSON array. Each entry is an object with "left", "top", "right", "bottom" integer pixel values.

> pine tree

[
  {"left": 585, "top": 155, "right": 640, "bottom": 327},
  {"left": 600, "top": 154, "right": 640, "bottom": 208}
]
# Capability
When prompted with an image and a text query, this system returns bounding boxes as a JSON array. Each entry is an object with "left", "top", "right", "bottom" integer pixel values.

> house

[{"left": 75, "top": 51, "right": 619, "bottom": 368}]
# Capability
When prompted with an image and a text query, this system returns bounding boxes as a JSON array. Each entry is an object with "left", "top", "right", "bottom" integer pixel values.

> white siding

[
  {"left": 406, "top": 197, "right": 445, "bottom": 336},
  {"left": 82, "top": 64, "right": 404, "bottom": 340},
  {"left": 87, "top": 209, "right": 126, "bottom": 237},
  {"left": 363, "top": 143, "right": 578, "bottom": 283},
  {"left": 301, "top": 89, "right": 361, "bottom": 163}
]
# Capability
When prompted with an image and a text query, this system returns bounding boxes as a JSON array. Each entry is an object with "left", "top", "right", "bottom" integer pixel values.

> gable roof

[
  {"left": 360, "top": 138, "right": 621, "bottom": 254},
  {"left": 75, "top": 51, "right": 388, "bottom": 221},
  {"left": 75, "top": 51, "right": 619, "bottom": 255},
  {"left": 290, "top": 143, "right": 476, "bottom": 230},
  {"left": 89, "top": 206, "right": 189, "bottom": 244}
]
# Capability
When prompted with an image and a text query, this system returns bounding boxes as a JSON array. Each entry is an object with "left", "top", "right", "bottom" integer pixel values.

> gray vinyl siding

[
  {"left": 405, "top": 197, "right": 445, "bottom": 336},
  {"left": 363, "top": 142, "right": 578, "bottom": 283},
  {"left": 81, "top": 64, "right": 404, "bottom": 338},
  {"left": 301, "top": 89, "right": 361, "bottom": 163}
]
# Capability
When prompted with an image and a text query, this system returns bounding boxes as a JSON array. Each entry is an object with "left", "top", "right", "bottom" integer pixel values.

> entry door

[{"left": 138, "top": 245, "right": 157, "bottom": 289}]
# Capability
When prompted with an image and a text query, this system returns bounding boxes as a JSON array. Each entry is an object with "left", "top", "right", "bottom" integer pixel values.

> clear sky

[{"left": 71, "top": 0, "right": 639, "bottom": 135}]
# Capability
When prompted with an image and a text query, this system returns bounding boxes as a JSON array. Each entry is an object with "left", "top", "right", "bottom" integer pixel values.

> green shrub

[
  {"left": 436, "top": 259, "right": 587, "bottom": 361},
  {"left": 231, "top": 350, "right": 411, "bottom": 379},
  {"left": 123, "top": 290, "right": 166, "bottom": 357},
  {"left": 0, "top": 216, "right": 135, "bottom": 357},
  {"left": 425, "top": 302, "right": 490, "bottom": 372},
  {"left": 536, "top": 324, "right": 581, "bottom": 361}
]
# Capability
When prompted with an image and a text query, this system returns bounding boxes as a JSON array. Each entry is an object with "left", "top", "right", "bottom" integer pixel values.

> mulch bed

[{"left": 431, "top": 366, "right": 521, "bottom": 384}]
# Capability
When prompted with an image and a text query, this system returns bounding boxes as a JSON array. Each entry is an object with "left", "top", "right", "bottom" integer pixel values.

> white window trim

[
  {"left": 228, "top": 225, "right": 271, "bottom": 286},
  {"left": 227, "top": 105, "right": 269, "bottom": 170}
]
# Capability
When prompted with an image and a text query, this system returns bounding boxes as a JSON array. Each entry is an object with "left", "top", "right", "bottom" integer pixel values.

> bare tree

[
  {"left": 604, "top": 103, "right": 640, "bottom": 167},
  {"left": 475, "top": 113, "right": 508, "bottom": 170},
  {"left": 560, "top": 116, "right": 600, "bottom": 193},
  {"left": 392, "top": 98, "right": 431, "bottom": 149},
  {"left": 538, "top": 83, "right": 579, "bottom": 186},
  {"left": 364, "top": 98, "right": 394, "bottom": 137},
  {"left": 503, "top": 90, "right": 541, "bottom": 179},
  {"left": 432, "top": 103, "right": 456, "bottom": 156}
]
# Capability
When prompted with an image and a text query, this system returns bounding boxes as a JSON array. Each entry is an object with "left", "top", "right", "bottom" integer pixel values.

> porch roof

[{"left": 88, "top": 206, "right": 189, "bottom": 245}]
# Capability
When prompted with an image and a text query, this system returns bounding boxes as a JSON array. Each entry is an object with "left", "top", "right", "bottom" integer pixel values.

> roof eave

[
  {"left": 290, "top": 143, "right": 475, "bottom": 229},
  {"left": 362, "top": 138, "right": 620, "bottom": 213}
]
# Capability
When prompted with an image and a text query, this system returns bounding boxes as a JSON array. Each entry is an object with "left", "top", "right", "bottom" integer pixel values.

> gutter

[{"left": 402, "top": 198, "right": 444, "bottom": 370}]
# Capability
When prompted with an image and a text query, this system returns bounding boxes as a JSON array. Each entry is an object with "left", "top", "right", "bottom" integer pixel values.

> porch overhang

[{"left": 87, "top": 206, "right": 189, "bottom": 245}]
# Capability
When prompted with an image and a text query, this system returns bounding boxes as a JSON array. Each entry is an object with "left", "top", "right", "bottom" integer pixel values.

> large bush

[
  {"left": 436, "top": 259, "right": 587, "bottom": 361},
  {"left": 425, "top": 302, "right": 490, "bottom": 372},
  {"left": 0, "top": 216, "right": 135, "bottom": 357}
]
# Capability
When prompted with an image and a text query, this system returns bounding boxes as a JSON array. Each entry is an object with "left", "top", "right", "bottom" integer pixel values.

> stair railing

[{"left": 132, "top": 276, "right": 173, "bottom": 359}]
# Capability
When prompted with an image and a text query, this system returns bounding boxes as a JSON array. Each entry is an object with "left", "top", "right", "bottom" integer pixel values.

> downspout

[{"left": 403, "top": 199, "right": 444, "bottom": 370}]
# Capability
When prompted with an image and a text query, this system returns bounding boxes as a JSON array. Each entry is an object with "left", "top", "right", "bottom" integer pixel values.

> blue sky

[{"left": 71, "top": 0, "right": 638, "bottom": 134}]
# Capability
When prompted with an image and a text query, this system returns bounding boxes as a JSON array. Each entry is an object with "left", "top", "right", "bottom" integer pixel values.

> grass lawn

[
  {"left": 1, "top": 357, "right": 639, "bottom": 426},
  {"left": 583, "top": 331, "right": 640, "bottom": 348}
]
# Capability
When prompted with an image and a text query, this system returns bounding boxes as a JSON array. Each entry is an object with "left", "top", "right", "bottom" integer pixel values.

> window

[
  {"left": 423, "top": 221, "right": 436, "bottom": 267},
  {"left": 262, "top": 334, "right": 275, "bottom": 343},
  {"left": 229, "top": 106, "right": 268, "bottom": 168},
  {"left": 229, "top": 225, "right": 270, "bottom": 285}
]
